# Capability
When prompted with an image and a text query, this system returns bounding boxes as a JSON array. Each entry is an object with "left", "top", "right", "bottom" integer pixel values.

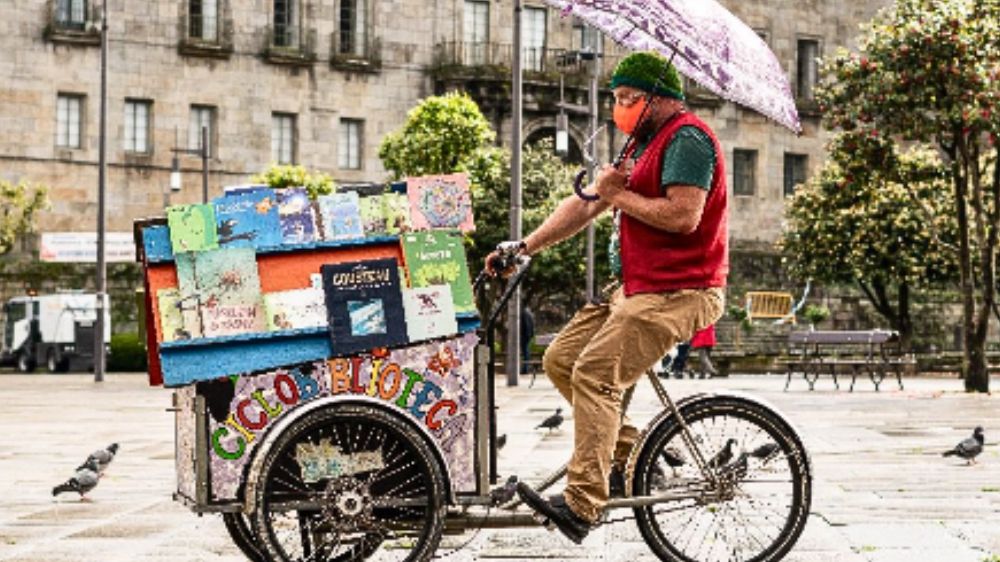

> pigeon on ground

[
  {"left": 535, "top": 408, "right": 564, "bottom": 432},
  {"left": 497, "top": 434, "right": 507, "bottom": 450},
  {"left": 489, "top": 475, "right": 519, "bottom": 505},
  {"left": 718, "top": 452, "right": 750, "bottom": 481},
  {"left": 706, "top": 438, "right": 738, "bottom": 470},
  {"left": 942, "top": 426, "right": 985, "bottom": 465},
  {"left": 52, "top": 458, "right": 101, "bottom": 500},
  {"left": 87, "top": 443, "right": 119, "bottom": 474},
  {"left": 750, "top": 442, "right": 780, "bottom": 462}
]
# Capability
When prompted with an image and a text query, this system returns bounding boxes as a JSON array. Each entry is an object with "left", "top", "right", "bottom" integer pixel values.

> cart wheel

[
  {"left": 632, "top": 396, "right": 812, "bottom": 562},
  {"left": 252, "top": 404, "right": 446, "bottom": 562},
  {"left": 223, "top": 512, "right": 267, "bottom": 562}
]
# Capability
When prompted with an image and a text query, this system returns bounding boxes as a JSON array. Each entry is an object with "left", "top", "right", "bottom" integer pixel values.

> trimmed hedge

[{"left": 108, "top": 333, "right": 147, "bottom": 372}]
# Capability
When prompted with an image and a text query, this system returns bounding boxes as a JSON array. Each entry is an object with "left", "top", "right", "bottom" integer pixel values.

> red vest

[{"left": 619, "top": 112, "right": 729, "bottom": 295}]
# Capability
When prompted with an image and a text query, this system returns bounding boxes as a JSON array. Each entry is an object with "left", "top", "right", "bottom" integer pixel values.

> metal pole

[
  {"left": 94, "top": 2, "right": 108, "bottom": 383},
  {"left": 201, "top": 126, "right": 209, "bottom": 203},
  {"left": 585, "top": 54, "right": 598, "bottom": 302},
  {"left": 506, "top": 0, "right": 523, "bottom": 386}
]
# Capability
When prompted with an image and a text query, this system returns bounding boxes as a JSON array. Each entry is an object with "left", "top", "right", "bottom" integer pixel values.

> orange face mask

[{"left": 613, "top": 98, "right": 650, "bottom": 135}]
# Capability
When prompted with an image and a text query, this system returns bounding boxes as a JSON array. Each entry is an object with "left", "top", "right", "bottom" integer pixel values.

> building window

[
  {"left": 55, "top": 0, "right": 87, "bottom": 29},
  {"left": 188, "top": 0, "right": 218, "bottom": 41},
  {"left": 189, "top": 105, "right": 216, "bottom": 157},
  {"left": 464, "top": 0, "right": 489, "bottom": 65},
  {"left": 732, "top": 149, "right": 757, "bottom": 196},
  {"left": 575, "top": 21, "right": 603, "bottom": 55},
  {"left": 271, "top": 113, "right": 296, "bottom": 164},
  {"left": 124, "top": 99, "right": 152, "bottom": 153},
  {"left": 338, "top": 0, "right": 368, "bottom": 56},
  {"left": 273, "top": 0, "right": 298, "bottom": 47},
  {"left": 522, "top": 6, "right": 546, "bottom": 72},
  {"left": 339, "top": 119, "right": 362, "bottom": 170},
  {"left": 784, "top": 153, "right": 809, "bottom": 196},
  {"left": 797, "top": 39, "right": 819, "bottom": 100},
  {"left": 56, "top": 94, "right": 84, "bottom": 149}
]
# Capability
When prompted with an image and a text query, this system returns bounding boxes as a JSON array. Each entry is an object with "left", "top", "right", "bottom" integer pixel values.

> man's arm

[
  {"left": 521, "top": 189, "right": 612, "bottom": 255},
  {"left": 608, "top": 184, "right": 707, "bottom": 234}
]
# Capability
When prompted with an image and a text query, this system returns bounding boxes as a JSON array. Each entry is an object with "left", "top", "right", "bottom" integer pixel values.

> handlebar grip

[{"left": 574, "top": 169, "right": 599, "bottom": 202}]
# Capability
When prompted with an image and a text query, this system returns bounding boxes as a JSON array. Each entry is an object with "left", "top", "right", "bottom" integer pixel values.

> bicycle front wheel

[{"left": 632, "top": 396, "right": 811, "bottom": 562}]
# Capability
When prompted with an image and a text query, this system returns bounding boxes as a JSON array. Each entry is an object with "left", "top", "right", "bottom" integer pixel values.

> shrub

[{"left": 108, "top": 333, "right": 148, "bottom": 372}]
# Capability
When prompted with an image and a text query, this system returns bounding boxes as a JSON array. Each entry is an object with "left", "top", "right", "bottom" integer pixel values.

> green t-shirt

[{"left": 609, "top": 126, "right": 717, "bottom": 276}]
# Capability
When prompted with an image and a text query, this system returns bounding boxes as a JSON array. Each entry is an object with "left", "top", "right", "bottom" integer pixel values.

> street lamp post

[
  {"left": 171, "top": 126, "right": 210, "bottom": 204},
  {"left": 94, "top": 1, "right": 108, "bottom": 383}
]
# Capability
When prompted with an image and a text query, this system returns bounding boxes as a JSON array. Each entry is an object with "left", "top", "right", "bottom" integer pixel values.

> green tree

[
  {"left": 251, "top": 164, "right": 335, "bottom": 199},
  {"left": 781, "top": 132, "right": 958, "bottom": 349},
  {"left": 379, "top": 92, "right": 496, "bottom": 179},
  {"left": 0, "top": 180, "right": 49, "bottom": 256},
  {"left": 816, "top": 0, "right": 1000, "bottom": 391}
]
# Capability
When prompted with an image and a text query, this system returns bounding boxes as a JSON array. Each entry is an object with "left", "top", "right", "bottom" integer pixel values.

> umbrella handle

[{"left": 574, "top": 169, "right": 599, "bottom": 201}]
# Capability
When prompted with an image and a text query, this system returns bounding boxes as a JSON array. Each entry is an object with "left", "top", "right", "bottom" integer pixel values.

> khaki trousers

[{"left": 541, "top": 286, "right": 724, "bottom": 522}]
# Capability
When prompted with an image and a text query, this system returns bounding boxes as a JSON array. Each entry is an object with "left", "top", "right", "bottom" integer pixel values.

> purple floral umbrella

[{"left": 543, "top": 0, "right": 801, "bottom": 133}]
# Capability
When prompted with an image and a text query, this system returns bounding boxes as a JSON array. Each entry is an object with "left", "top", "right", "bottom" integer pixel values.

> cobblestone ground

[{"left": 0, "top": 372, "right": 997, "bottom": 562}]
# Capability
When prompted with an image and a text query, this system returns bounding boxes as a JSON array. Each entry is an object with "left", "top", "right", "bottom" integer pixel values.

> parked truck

[{"left": 0, "top": 293, "right": 111, "bottom": 373}]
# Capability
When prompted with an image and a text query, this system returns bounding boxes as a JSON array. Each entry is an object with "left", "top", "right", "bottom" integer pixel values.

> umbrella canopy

[{"left": 544, "top": 0, "right": 801, "bottom": 133}]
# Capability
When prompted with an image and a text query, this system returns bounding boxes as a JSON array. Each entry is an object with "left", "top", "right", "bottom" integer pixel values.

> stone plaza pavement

[{"left": 0, "top": 372, "right": 997, "bottom": 562}]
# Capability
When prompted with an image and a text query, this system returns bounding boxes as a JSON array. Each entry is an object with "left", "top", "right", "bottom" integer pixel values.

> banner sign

[{"left": 40, "top": 232, "right": 135, "bottom": 263}]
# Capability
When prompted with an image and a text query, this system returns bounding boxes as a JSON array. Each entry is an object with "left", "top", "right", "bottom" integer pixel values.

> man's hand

[
  {"left": 484, "top": 241, "right": 526, "bottom": 278},
  {"left": 594, "top": 164, "right": 629, "bottom": 204}
]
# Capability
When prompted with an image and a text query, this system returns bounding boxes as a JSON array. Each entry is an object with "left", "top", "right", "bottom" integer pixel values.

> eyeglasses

[{"left": 613, "top": 91, "right": 647, "bottom": 107}]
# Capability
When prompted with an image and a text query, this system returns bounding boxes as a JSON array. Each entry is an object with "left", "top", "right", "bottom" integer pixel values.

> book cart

[{"left": 135, "top": 177, "right": 814, "bottom": 562}]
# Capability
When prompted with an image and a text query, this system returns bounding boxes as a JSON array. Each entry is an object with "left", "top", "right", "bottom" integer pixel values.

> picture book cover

[
  {"left": 402, "top": 285, "right": 458, "bottom": 342},
  {"left": 321, "top": 258, "right": 408, "bottom": 355},
  {"left": 193, "top": 247, "right": 265, "bottom": 337},
  {"left": 263, "top": 288, "right": 327, "bottom": 331},
  {"left": 277, "top": 188, "right": 317, "bottom": 245},
  {"left": 406, "top": 173, "right": 475, "bottom": 232},
  {"left": 382, "top": 192, "right": 412, "bottom": 236},
  {"left": 213, "top": 188, "right": 282, "bottom": 249},
  {"left": 358, "top": 195, "right": 386, "bottom": 237},
  {"left": 157, "top": 288, "right": 202, "bottom": 341},
  {"left": 317, "top": 192, "right": 365, "bottom": 241},
  {"left": 167, "top": 204, "right": 219, "bottom": 253},
  {"left": 401, "top": 230, "right": 475, "bottom": 314}
]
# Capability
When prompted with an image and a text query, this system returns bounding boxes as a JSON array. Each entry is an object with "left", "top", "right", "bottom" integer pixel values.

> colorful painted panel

[{"left": 204, "top": 333, "right": 478, "bottom": 500}]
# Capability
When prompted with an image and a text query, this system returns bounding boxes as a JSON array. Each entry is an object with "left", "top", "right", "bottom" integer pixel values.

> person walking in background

[
  {"left": 663, "top": 340, "right": 691, "bottom": 379},
  {"left": 691, "top": 323, "right": 718, "bottom": 379},
  {"left": 520, "top": 302, "right": 535, "bottom": 375}
]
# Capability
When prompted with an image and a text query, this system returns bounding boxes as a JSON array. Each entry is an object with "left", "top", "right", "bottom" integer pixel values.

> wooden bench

[
  {"left": 745, "top": 291, "right": 796, "bottom": 324},
  {"left": 783, "top": 330, "right": 914, "bottom": 392}
]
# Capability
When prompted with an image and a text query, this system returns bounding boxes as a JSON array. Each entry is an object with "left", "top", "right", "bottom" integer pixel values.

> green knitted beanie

[{"left": 610, "top": 51, "right": 685, "bottom": 101}]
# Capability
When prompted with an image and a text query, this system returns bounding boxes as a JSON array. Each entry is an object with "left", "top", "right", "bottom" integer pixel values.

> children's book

[
  {"left": 263, "top": 288, "right": 327, "bottom": 331},
  {"left": 406, "top": 173, "right": 475, "bottom": 232},
  {"left": 358, "top": 194, "right": 386, "bottom": 237},
  {"left": 167, "top": 204, "right": 219, "bottom": 253},
  {"left": 213, "top": 188, "right": 282, "bottom": 249},
  {"left": 277, "top": 188, "right": 317, "bottom": 244},
  {"left": 157, "top": 288, "right": 202, "bottom": 341},
  {"left": 321, "top": 258, "right": 408, "bottom": 355},
  {"left": 192, "top": 247, "right": 265, "bottom": 337},
  {"left": 382, "top": 192, "right": 412, "bottom": 236},
  {"left": 400, "top": 230, "right": 475, "bottom": 314},
  {"left": 402, "top": 285, "right": 458, "bottom": 342},
  {"left": 317, "top": 192, "right": 365, "bottom": 241}
]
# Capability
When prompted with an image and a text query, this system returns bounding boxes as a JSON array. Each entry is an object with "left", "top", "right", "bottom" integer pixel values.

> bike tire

[
  {"left": 223, "top": 512, "right": 268, "bottom": 562},
  {"left": 251, "top": 404, "right": 446, "bottom": 562},
  {"left": 632, "top": 396, "right": 811, "bottom": 562}
]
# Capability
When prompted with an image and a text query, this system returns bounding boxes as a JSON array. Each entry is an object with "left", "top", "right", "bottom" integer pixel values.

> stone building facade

[{"left": 2, "top": 0, "right": 889, "bottom": 240}]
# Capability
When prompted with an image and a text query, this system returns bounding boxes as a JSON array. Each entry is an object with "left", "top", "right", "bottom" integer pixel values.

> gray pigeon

[
  {"left": 707, "top": 438, "right": 738, "bottom": 470},
  {"left": 489, "top": 475, "right": 519, "bottom": 505},
  {"left": 942, "top": 427, "right": 984, "bottom": 465},
  {"left": 536, "top": 408, "right": 564, "bottom": 432},
  {"left": 497, "top": 434, "right": 507, "bottom": 450},
  {"left": 52, "top": 458, "right": 101, "bottom": 500},
  {"left": 750, "top": 442, "right": 780, "bottom": 462},
  {"left": 88, "top": 443, "right": 119, "bottom": 474},
  {"left": 718, "top": 452, "right": 750, "bottom": 481}
]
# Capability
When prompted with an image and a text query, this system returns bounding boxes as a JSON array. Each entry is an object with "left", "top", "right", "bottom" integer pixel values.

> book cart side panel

[
  {"left": 175, "top": 385, "right": 198, "bottom": 503},
  {"left": 204, "top": 332, "right": 479, "bottom": 502}
]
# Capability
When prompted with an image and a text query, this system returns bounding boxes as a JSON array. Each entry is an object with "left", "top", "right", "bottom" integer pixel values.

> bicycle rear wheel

[{"left": 632, "top": 396, "right": 811, "bottom": 562}]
